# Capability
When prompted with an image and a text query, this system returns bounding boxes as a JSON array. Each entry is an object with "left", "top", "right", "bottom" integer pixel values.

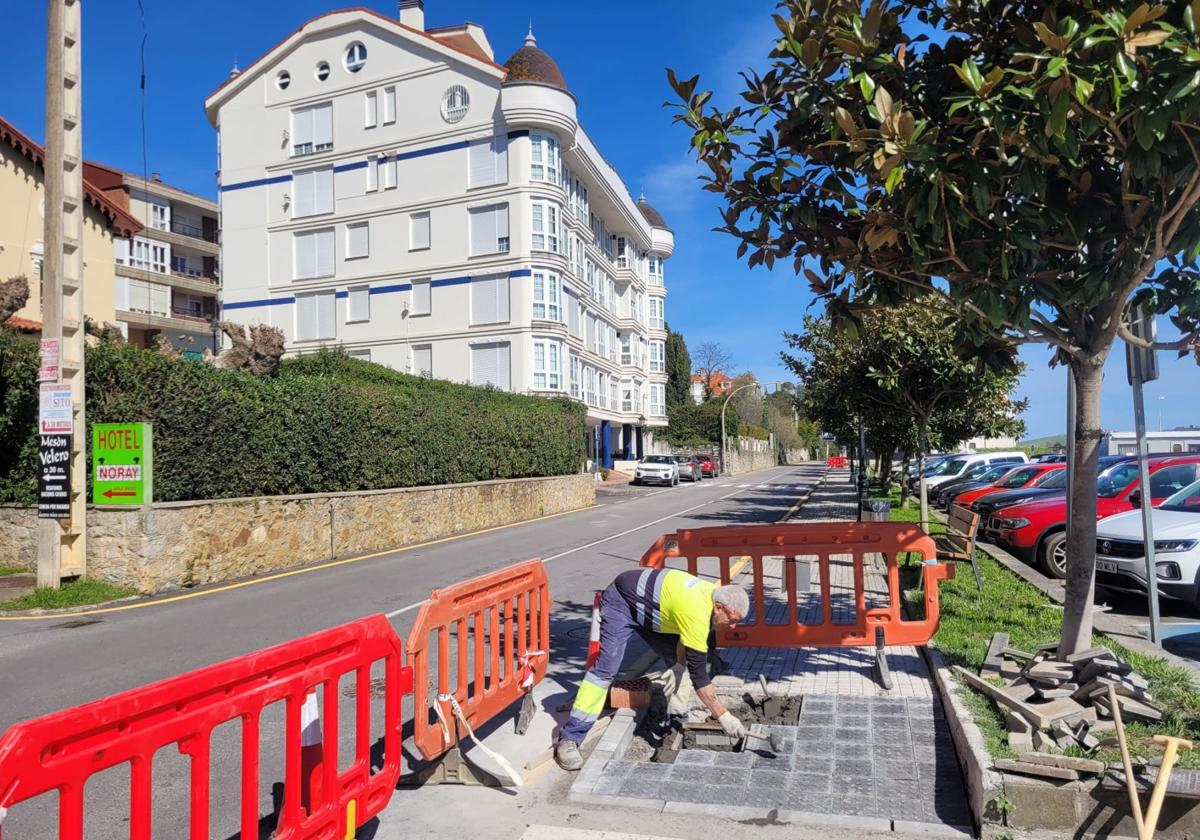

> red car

[
  {"left": 951, "top": 463, "right": 1065, "bottom": 509},
  {"left": 694, "top": 453, "right": 716, "bottom": 478},
  {"left": 990, "top": 455, "right": 1200, "bottom": 579}
]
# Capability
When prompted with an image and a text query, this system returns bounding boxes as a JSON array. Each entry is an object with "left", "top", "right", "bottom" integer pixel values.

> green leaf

[
  {"left": 1049, "top": 91, "right": 1069, "bottom": 138},
  {"left": 964, "top": 60, "right": 984, "bottom": 91},
  {"left": 859, "top": 73, "right": 876, "bottom": 102},
  {"left": 1167, "top": 69, "right": 1200, "bottom": 100},
  {"left": 885, "top": 165, "right": 904, "bottom": 194},
  {"left": 1073, "top": 76, "right": 1094, "bottom": 103},
  {"left": 1046, "top": 56, "right": 1068, "bottom": 77},
  {"left": 1115, "top": 51, "right": 1137, "bottom": 85}
]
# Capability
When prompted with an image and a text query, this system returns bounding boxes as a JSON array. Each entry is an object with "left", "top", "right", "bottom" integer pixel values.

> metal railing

[{"left": 169, "top": 218, "right": 218, "bottom": 243}]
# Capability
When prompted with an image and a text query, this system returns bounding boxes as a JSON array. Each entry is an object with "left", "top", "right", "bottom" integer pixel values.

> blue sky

[{"left": 2, "top": 0, "right": 1196, "bottom": 438}]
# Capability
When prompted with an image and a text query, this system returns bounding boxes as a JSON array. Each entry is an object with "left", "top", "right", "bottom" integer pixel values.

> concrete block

[
  {"left": 1018, "top": 752, "right": 1105, "bottom": 774},
  {"left": 1001, "top": 776, "right": 1082, "bottom": 831},
  {"left": 995, "top": 759, "right": 1080, "bottom": 781},
  {"left": 569, "top": 791, "right": 665, "bottom": 810},
  {"left": 661, "top": 801, "right": 774, "bottom": 819},
  {"left": 674, "top": 750, "right": 716, "bottom": 766},
  {"left": 892, "top": 819, "right": 973, "bottom": 838}
]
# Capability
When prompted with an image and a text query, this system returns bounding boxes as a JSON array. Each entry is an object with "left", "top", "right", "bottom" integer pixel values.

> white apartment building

[{"left": 204, "top": 3, "right": 673, "bottom": 468}]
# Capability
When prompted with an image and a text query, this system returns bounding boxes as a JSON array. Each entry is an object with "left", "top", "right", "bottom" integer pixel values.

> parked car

[
  {"left": 1033, "top": 453, "right": 1068, "bottom": 464},
  {"left": 924, "top": 451, "right": 1030, "bottom": 492},
  {"left": 694, "top": 453, "right": 717, "bottom": 478},
  {"left": 990, "top": 455, "right": 1200, "bottom": 578},
  {"left": 673, "top": 454, "right": 703, "bottom": 482},
  {"left": 1095, "top": 478, "right": 1200, "bottom": 609},
  {"left": 905, "top": 454, "right": 963, "bottom": 490},
  {"left": 633, "top": 455, "right": 680, "bottom": 486},
  {"left": 934, "top": 463, "right": 1017, "bottom": 509},
  {"left": 950, "top": 464, "right": 1065, "bottom": 511},
  {"left": 973, "top": 457, "right": 1133, "bottom": 532}
]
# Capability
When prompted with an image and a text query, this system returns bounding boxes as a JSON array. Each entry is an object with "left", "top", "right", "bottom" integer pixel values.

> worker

[{"left": 554, "top": 566, "right": 751, "bottom": 770}]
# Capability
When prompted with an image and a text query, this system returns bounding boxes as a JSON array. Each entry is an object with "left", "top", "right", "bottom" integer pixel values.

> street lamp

[
  {"left": 1158, "top": 395, "right": 1166, "bottom": 432},
  {"left": 721, "top": 380, "right": 783, "bottom": 475}
]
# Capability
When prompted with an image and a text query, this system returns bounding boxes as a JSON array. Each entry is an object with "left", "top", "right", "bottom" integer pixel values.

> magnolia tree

[
  {"left": 671, "top": 0, "right": 1200, "bottom": 654},
  {"left": 783, "top": 305, "right": 1026, "bottom": 515}
]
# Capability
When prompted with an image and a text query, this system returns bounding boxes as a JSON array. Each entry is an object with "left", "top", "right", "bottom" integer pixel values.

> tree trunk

[
  {"left": 918, "top": 418, "right": 930, "bottom": 528},
  {"left": 1059, "top": 360, "right": 1105, "bottom": 658},
  {"left": 876, "top": 451, "right": 888, "bottom": 493},
  {"left": 900, "top": 450, "right": 911, "bottom": 505}
]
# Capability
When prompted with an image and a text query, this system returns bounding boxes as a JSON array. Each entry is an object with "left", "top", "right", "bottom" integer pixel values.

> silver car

[
  {"left": 634, "top": 454, "right": 679, "bottom": 486},
  {"left": 673, "top": 454, "right": 702, "bottom": 482}
]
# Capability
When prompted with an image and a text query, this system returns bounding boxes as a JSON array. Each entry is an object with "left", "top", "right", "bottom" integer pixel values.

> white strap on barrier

[{"left": 300, "top": 691, "right": 322, "bottom": 748}]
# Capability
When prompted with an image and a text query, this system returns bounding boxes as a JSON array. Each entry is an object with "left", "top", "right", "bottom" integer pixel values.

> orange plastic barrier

[
  {"left": 827, "top": 456, "right": 848, "bottom": 468},
  {"left": 639, "top": 522, "right": 952, "bottom": 648},
  {"left": 0, "top": 615, "right": 412, "bottom": 840},
  {"left": 406, "top": 559, "right": 551, "bottom": 760}
]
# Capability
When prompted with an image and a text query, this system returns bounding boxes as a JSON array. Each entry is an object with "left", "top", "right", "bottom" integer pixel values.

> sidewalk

[{"left": 571, "top": 469, "right": 973, "bottom": 834}]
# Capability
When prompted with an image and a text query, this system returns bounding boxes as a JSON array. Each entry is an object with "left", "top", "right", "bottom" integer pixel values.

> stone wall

[
  {"left": 724, "top": 437, "right": 778, "bottom": 475},
  {"left": 0, "top": 508, "right": 37, "bottom": 570},
  {"left": 8, "top": 474, "right": 593, "bottom": 594}
]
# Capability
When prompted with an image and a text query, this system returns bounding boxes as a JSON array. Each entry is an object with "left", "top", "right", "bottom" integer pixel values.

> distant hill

[{"left": 1021, "top": 434, "right": 1066, "bottom": 450}]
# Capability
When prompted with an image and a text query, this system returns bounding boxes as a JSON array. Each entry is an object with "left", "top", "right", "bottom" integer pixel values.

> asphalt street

[{"left": 0, "top": 464, "right": 823, "bottom": 838}]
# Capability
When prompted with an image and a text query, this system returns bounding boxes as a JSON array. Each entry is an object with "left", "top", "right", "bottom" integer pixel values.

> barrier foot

[
  {"left": 515, "top": 692, "right": 536, "bottom": 736},
  {"left": 398, "top": 747, "right": 508, "bottom": 787},
  {"left": 874, "top": 627, "right": 893, "bottom": 691}
]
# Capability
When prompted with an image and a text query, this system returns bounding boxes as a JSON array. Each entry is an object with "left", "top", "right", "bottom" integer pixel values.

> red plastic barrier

[
  {"left": 639, "top": 522, "right": 952, "bottom": 648},
  {"left": 407, "top": 559, "right": 551, "bottom": 760},
  {"left": 826, "top": 456, "right": 848, "bottom": 468},
  {"left": 0, "top": 614, "right": 412, "bottom": 840}
]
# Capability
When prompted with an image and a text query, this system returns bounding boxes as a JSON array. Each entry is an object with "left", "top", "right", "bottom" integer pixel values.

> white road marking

[{"left": 383, "top": 480, "right": 758, "bottom": 619}]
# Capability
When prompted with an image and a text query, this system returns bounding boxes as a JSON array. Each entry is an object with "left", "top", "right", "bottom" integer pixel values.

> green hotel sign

[{"left": 93, "top": 422, "right": 153, "bottom": 505}]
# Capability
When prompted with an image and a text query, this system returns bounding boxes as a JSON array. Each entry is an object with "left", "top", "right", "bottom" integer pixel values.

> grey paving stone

[
  {"left": 592, "top": 773, "right": 629, "bottom": 795},
  {"left": 710, "top": 751, "right": 754, "bottom": 769},
  {"left": 832, "top": 727, "right": 873, "bottom": 745},
  {"left": 701, "top": 767, "right": 752, "bottom": 787},
  {"left": 834, "top": 774, "right": 874, "bottom": 798},
  {"left": 828, "top": 793, "right": 879, "bottom": 817},
  {"left": 884, "top": 796, "right": 930, "bottom": 822},
  {"left": 674, "top": 750, "right": 717, "bottom": 766},
  {"left": 793, "top": 724, "right": 832, "bottom": 742},
  {"left": 795, "top": 756, "right": 833, "bottom": 776},
  {"left": 789, "top": 771, "right": 832, "bottom": 795},
  {"left": 876, "top": 759, "right": 920, "bottom": 782},
  {"left": 751, "top": 751, "right": 794, "bottom": 769},
  {"left": 835, "top": 714, "right": 871, "bottom": 730},
  {"left": 627, "top": 762, "right": 672, "bottom": 782},
  {"left": 696, "top": 783, "right": 752, "bottom": 805},
  {"left": 659, "top": 780, "right": 708, "bottom": 804},
  {"left": 794, "top": 739, "right": 834, "bottom": 758},
  {"left": 617, "top": 777, "right": 663, "bottom": 799},
  {"left": 668, "top": 764, "right": 716, "bottom": 784},
  {"left": 739, "top": 785, "right": 789, "bottom": 809},
  {"left": 833, "top": 757, "right": 873, "bottom": 777},
  {"left": 749, "top": 768, "right": 793, "bottom": 789},
  {"left": 873, "top": 741, "right": 916, "bottom": 762},
  {"left": 783, "top": 788, "right": 833, "bottom": 814},
  {"left": 799, "top": 712, "right": 834, "bottom": 726}
]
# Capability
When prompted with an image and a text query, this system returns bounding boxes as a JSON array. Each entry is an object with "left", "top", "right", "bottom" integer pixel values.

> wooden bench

[{"left": 921, "top": 504, "right": 984, "bottom": 590}]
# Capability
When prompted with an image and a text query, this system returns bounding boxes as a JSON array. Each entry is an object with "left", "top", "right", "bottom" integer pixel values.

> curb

[{"left": 777, "top": 466, "right": 829, "bottom": 523}]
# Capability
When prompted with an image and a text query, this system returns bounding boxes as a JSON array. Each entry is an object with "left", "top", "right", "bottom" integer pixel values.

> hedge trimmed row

[{"left": 0, "top": 333, "right": 587, "bottom": 504}]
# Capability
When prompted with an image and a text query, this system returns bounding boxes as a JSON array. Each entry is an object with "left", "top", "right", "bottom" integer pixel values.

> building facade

[
  {"left": 204, "top": 4, "right": 673, "bottom": 467},
  {"left": 0, "top": 115, "right": 140, "bottom": 333},
  {"left": 690, "top": 371, "right": 734, "bottom": 404},
  {"left": 1107, "top": 429, "right": 1200, "bottom": 456},
  {"left": 85, "top": 165, "right": 221, "bottom": 353}
]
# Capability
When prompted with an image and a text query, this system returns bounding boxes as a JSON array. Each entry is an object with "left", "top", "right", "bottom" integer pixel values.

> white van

[{"left": 924, "top": 451, "right": 1029, "bottom": 490}]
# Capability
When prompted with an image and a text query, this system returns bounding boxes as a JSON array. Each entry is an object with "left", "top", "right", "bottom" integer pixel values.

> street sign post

[
  {"left": 92, "top": 423, "right": 153, "bottom": 505},
  {"left": 1125, "top": 309, "right": 1161, "bottom": 647}
]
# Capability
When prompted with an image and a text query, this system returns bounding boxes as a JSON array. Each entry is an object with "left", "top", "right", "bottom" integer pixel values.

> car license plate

[{"left": 1097, "top": 560, "right": 1119, "bottom": 574}]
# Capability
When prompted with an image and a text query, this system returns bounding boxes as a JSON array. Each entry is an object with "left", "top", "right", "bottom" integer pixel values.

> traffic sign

[{"left": 93, "top": 422, "right": 153, "bottom": 505}]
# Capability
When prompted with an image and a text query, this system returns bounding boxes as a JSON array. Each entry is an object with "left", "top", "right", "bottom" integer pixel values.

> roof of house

[
  {"left": 4, "top": 316, "right": 42, "bottom": 332},
  {"left": 637, "top": 195, "right": 670, "bottom": 231},
  {"left": 502, "top": 29, "right": 567, "bottom": 91},
  {"left": 691, "top": 372, "right": 735, "bottom": 390},
  {"left": 204, "top": 7, "right": 508, "bottom": 115},
  {"left": 0, "top": 115, "right": 142, "bottom": 239}
]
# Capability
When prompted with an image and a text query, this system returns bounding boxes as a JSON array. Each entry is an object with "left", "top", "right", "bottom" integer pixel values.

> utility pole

[{"left": 38, "top": 0, "right": 87, "bottom": 588}]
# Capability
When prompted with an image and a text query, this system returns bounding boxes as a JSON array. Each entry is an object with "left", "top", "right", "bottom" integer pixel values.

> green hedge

[{"left": 0, "top": 335, "right": 587, "bottom": 504}]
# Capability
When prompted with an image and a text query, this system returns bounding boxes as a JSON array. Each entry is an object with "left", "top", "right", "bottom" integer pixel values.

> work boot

[{"left": 554, "top": 738, "right": 583, "bottom": 771}]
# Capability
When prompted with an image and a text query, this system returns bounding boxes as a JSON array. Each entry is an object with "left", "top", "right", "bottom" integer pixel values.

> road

[{"left": 0, "top": 464, "right": 823, "bottom": 838}]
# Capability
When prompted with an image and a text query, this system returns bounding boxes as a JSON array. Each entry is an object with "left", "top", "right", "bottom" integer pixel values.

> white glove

[
  {"left": 661, "top": 663, "right": 687, "bottom": 697},
  {"left": 718, "top": 711, "right": 747, "bottom": 740}
]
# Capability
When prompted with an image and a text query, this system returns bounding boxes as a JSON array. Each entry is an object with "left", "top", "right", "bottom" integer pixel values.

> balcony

[
  {"left": 169, "top": 218, "right": 218, "bottom": 244},
  {"left": 116, "top": 260, "right": 219, "bottom": 295}
]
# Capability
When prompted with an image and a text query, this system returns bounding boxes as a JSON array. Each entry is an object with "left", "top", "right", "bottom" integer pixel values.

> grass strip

[
  {"left": 885, "top": 486, "right": 1200, "bottom": 768},
  {"left": 0, "top": 565, "right": 28, "bottom": 577},
  {"left": 0, "top": 578, "right": 136, "bottom": 611}
]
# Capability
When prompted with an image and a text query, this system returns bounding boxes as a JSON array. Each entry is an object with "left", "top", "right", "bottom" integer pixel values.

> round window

[
  {"left": 276, "top": 71, "right": 291, "bottom": 90},
  {"left": 315, "top": 61, "right": 330, "bottom": 81},
  {"left": 441, "top": 85, "right": 470, "bottom": 123},
  {"left": 344, "top": 42, "right": 367, "bottom": 73}
]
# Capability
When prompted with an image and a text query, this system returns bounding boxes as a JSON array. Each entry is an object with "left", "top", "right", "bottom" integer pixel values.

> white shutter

[
  {"left": 493, "top": 137, "right": 508, "bottom": 183},
  {"left": 382, "top": 157, "right": 397, "bottom": 190},
  {"left": 151, "top": 283, "right": 170, "bottom": 316},
  {"left": 413, "top": 345, "right": 432, "bottom": 377},
  {"left": 470, "top": 140, "right": 493, "bottom": 187},
  {"left": 470, "top": 206, "right": 495, "bottom": 255},
  {"left": 315, "top": 229, "right": 335, "bottom": 277},
  {"left": 412, "top": 280, "right": 431, "bottom": 315},
  {"left": 383, "top": 87, "right": 396, "bottom": 124},
  {"left": 365, "top": 91, "right": 378, "bottom": 128},
  {"left": 471, "top": 276, "right": 497, "bottom": 324},
  {"left": 292, "top": 108, "right": 313, "bottom": 151},
  {"left": 315, "top": 168, "right": 333, "bottom": 214},
  {"left": 472, "top": 343, "right": 499, "bottom": 387},
  {"left": 495, "top": 343, "right": 511, "bottom": 390},
  {"left": 366, "top": 157, "right": 378, "bottom": 192},
  {"left": 313, "top": 104, "right": 333, "bottom": 149},
  {"left": 346, "top": 223, "right": 369, "bottom": 258},
  {"left": 293, "top": 171, "right": 313, "bottom": 217},
  {"left": 348, "top": 286, "right": 370, "bottom": 321},
  {"left": 297, "top": 293, "right": 317, "bottom": 339},
  {"left": 294, "top": 231, "right": 316, "bottom": 279},
  {"left": 317, "top": 291, "right": 336, "bottom": 339},
  {"left": 495, "top": 275, "right": 509, "bottom": 322},
  {"left": 410, "top": 212, "right": 430, "bottom": 250}
]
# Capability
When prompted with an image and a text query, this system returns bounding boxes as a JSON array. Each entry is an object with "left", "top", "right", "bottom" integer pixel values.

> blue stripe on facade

[
  {"left": 219, "top": 174, "right": 292, "bottom": 193},
  {"left": 509, "top": 268, "right": 533, "bottom": 278},
  {"left": 369, "top": 283, "right": 413, "bottom": 295},
  {"left": 333, "top": 160, "right": 369, "bottom": 173},
  {"left": 394, "top": 139, "right": 470, "bottom": 162},
  {"left": 335, "top": 290, "right": 349, "bottom": 298},
  {"left": 507, "top": 129, "right": 530, "bottom": 139},
  {"left": 431, "top": 275, "right": 472, "bottom": 288},
  {"left": 222, "top": 296, "right": 296, "bottom": 310}
]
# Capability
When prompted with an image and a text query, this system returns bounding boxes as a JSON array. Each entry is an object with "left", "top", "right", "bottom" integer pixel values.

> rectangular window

[
  {"left": 347, "top": 286, "right": 370, "bottom": 322},
  {"left": 471, "top": 342, "right": 511, "bottom": 389},
  {"left": 532, "top": 271, "right": 561, "bottom": 321},
  {"left": 151, "top": 203, "right": 169, "bottom": 231},
  {"left": 346, "top": 222, "right": 369, "bottom": 259},
  {"left": 531, "top": 202, "right": 560, "bottom": 253},
  {"left": 470, "top": 274, "right": 510, "bottom": 325},
  {"left": 650, "top": 383, "right": 666, "bottom": 417},
  {"left": 291, "top": 103, "right": 333, "bottom": 157},
  {"left": 532, "top": 340, "right": 561, "bottom": 390},
  {"left": 366, "top": 157, "right": 378, "bottom": 192},
  {"left": 383, "top": 87, "right": 396, "bottom": 124},
  {"left": 647, "top": 255, "right": 664, "bottom": 286},
  {"left": 381, "top": 155, "right": 397, "bottom": 190},
  {"left": 650, "top": 340, "right": 665, "bottom": 372},
  {"left": 296, "top": 291, "right": 336, "bottom": 340},
  {"left": 469, "top": 136, "right": 509, "bottom": 187},
  {"left": 469, "top": 204, "right": 510, "bottom": 255},
  {"left": 365, "top": 91, "right": 378, "bottom": 128},
  {"left": 411, "top": 279, "right": 431, "bottom": 316},
  {"left": 293, "top": 167, "right": 333, "bottom": 217},
  {"left": 530, "top": 132, "right": 559, "bottom": 182},
  {"left": 584, "top": 366, "right": 596, "bottom": 406},
  {"left": 410, "top": 212, "right": 431, "bottom": 250},
  {"left": 568, "top": 295, "right": 580, "bottom": 336},
  {"left": 349, "top": 348, "right": 371, "bottom": 362},
  {"left": 569, "top": 354, "right": 581, "bottom": 398},
  {"left": 293, "top": 228, "right": 335, "bottom": 279},
  {"left": 621, "top": 333, "right": 632, "bottom": 366},
  {"left": 413, "top": 344, "right": 432, "bottom": 378},
  {"left": 598, "top": 373, "right": 608, "bottom": 409},
  {"left": 649, "top": 297, "right": 664, "bottom": 329},
  {"left": 611, "top": 378, "right": 619, "bottom": 411}
]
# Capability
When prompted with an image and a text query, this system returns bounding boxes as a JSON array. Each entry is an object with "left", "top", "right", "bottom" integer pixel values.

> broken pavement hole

[{"left": 625, "top": 694, "right": 803, "bottom": 762}]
